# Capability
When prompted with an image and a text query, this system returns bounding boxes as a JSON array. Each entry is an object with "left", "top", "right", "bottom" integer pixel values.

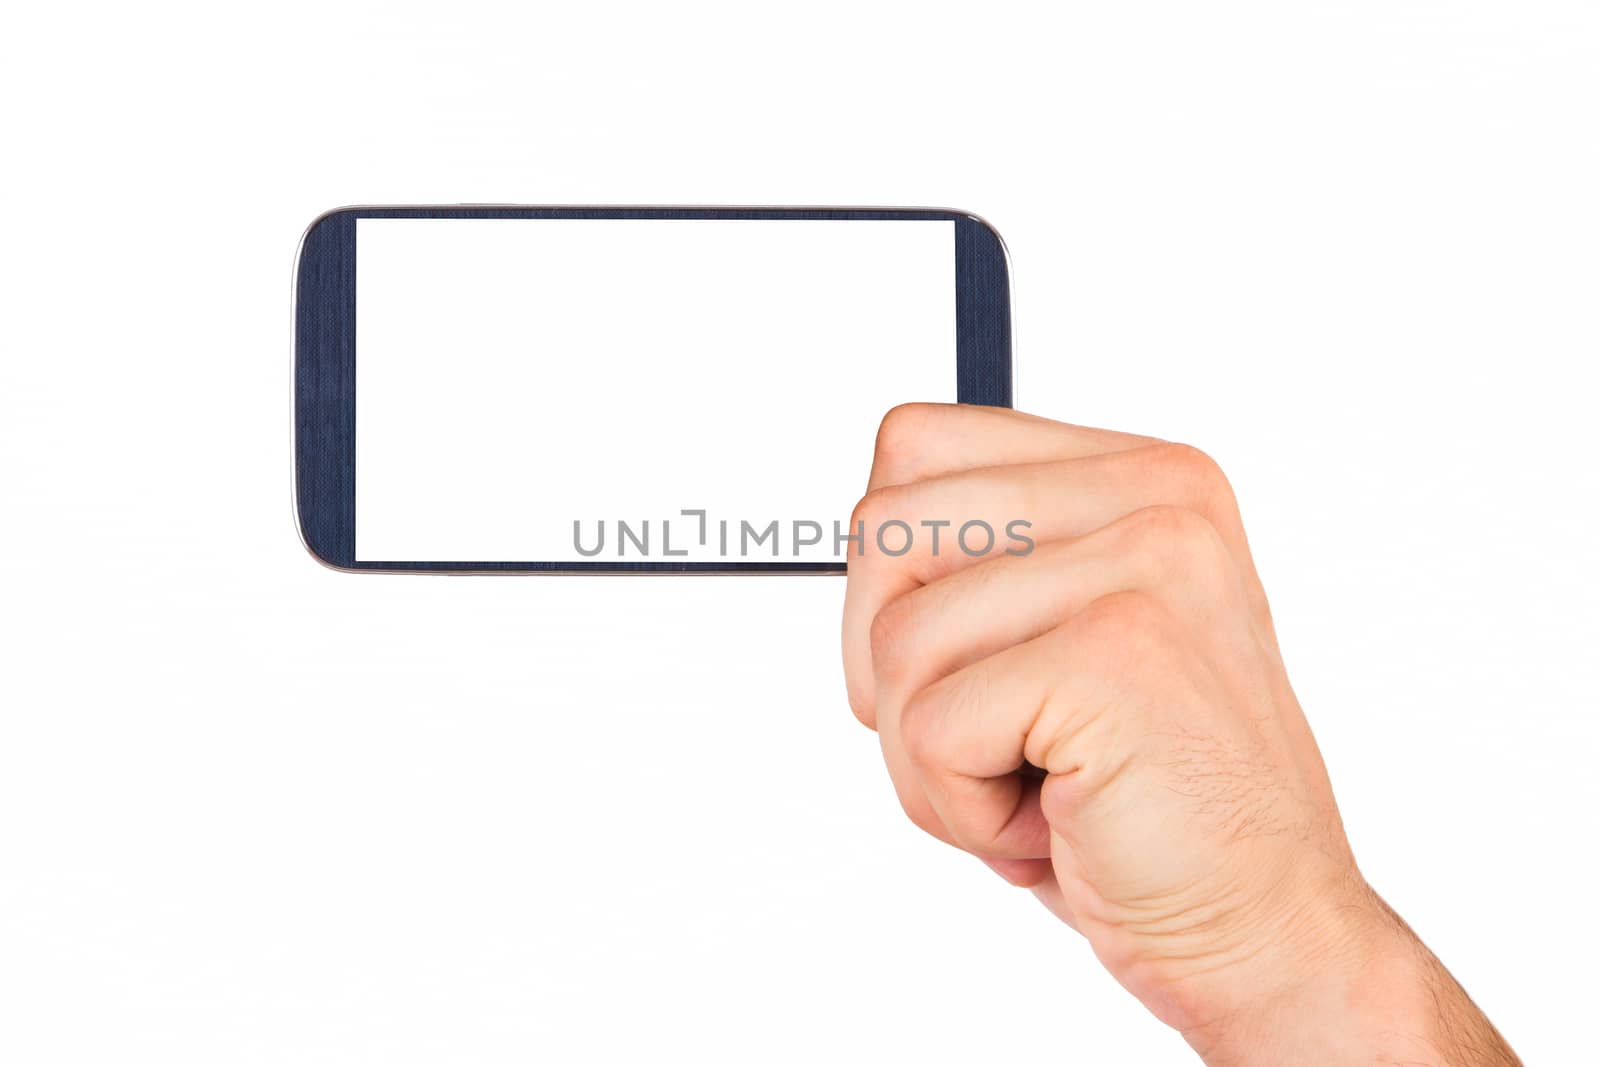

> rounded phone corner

[
  {"left": 290, "top": 499, "right": 357, "bottom": 574},
  {"left": 296, "top": 206, "right": 360, "bottom": 254},
  {"left": 957, "top": 209, "right": 1008, "bottom": 248}
]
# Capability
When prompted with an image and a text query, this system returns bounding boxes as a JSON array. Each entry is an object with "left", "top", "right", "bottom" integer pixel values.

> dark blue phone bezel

[{"left": 294, "top": 205, "right": 1013, "bottom": 573}]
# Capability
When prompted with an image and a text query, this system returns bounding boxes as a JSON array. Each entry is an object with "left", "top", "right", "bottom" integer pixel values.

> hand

[{"left": 842, "top": 404, "right": 1518, "bottom": 1066}]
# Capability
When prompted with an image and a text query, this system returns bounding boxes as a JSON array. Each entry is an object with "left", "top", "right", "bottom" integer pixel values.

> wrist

[{"left": 1181, "top": 881, "right": 1453, "bottom": 1067}]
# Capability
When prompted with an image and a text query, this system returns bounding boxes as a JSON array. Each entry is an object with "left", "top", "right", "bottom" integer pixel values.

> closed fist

[{"left": 841, "top": 404, "right": 1517, "bottom": 1066}]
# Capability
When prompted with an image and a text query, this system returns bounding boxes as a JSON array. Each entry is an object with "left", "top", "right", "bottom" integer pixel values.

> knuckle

[
  {"left": 1122, "top": 504, "right": 1230, "bottom": 579},
  {"left": 1154, "top": 442, "right": 1237, "bottom": 509},
  {"left": 898, "top": 683, "right": 945, "bottom": 768},
  {"left": 867, "top": 595, "right": 919, "bottom": 680},
  {"left": 845, "top": 682, "right": 876, "bottom": 730},
  {"left": 1159, "top": 441, "right": 1224, "bottom": 483},
  {"left": 849, "top": 484, "right": 903, "bottom": 539},
  {"left": 1078, "top": 589, "right": 1169, "bottom": 650},
  {"left": 873, "top": 403, "right": 942, "bottom": 469},
  {"left": 897, "top": 790, "right": 947, "bottom": 841}
]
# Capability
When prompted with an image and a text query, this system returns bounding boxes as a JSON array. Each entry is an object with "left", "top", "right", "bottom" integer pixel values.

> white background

[
  {"left": 355, "top": 218, "right": 954, "bottom": 563},
  {"left": 2, "top": 3, "right": 1596, "bottom": 1064}
]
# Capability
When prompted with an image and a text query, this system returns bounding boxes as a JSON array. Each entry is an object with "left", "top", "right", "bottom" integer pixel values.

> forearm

[{"left": 1187, "top": 891, "right": 1520, "bottom": 1067}]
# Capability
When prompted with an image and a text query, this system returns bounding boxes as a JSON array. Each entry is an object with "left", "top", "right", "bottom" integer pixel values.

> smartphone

[{"left": 293, "top": 205, "right": 1012, "bottom": 574}]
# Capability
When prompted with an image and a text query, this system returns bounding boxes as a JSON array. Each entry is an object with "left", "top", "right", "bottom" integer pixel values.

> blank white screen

[{"left": 355, "top": 218, "right": 956, "bottom": 563}]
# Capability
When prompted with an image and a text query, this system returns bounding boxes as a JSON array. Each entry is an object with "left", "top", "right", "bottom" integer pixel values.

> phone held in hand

[{"left": 293, "top": 205, "right": 1012, "bottom": 574}]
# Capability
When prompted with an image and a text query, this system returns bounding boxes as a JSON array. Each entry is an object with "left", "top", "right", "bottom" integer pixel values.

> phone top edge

[{"left": 301, "top": 202, "right": 994, "bottom": 215}]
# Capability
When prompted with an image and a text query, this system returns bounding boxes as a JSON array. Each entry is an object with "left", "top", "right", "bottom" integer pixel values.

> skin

[{"left": 841, "top": 404, "right": 1519, "bottom": 1066}]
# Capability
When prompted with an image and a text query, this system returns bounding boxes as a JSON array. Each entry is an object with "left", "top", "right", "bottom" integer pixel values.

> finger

[
  {"left": 869, "top": 507, "right": 1239, "bottom": 858},
  {"left": 866, "top": 403, "right": 1157, "bottom": 493},
  {"left": 981, "top": 856, "right": 1056, "bottom": 890},
  {"left": 843, "top": 442, "right": 1264, "bottom": 729},
  {"left": 875, "top": 720, "right": 1048, "bottom": 858},
  {"left": 872, "top": 506, "right": 1243, "bottom": 726},
  {"left": 897, "top": 593, "right": 1171, "bottom": 862}
]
